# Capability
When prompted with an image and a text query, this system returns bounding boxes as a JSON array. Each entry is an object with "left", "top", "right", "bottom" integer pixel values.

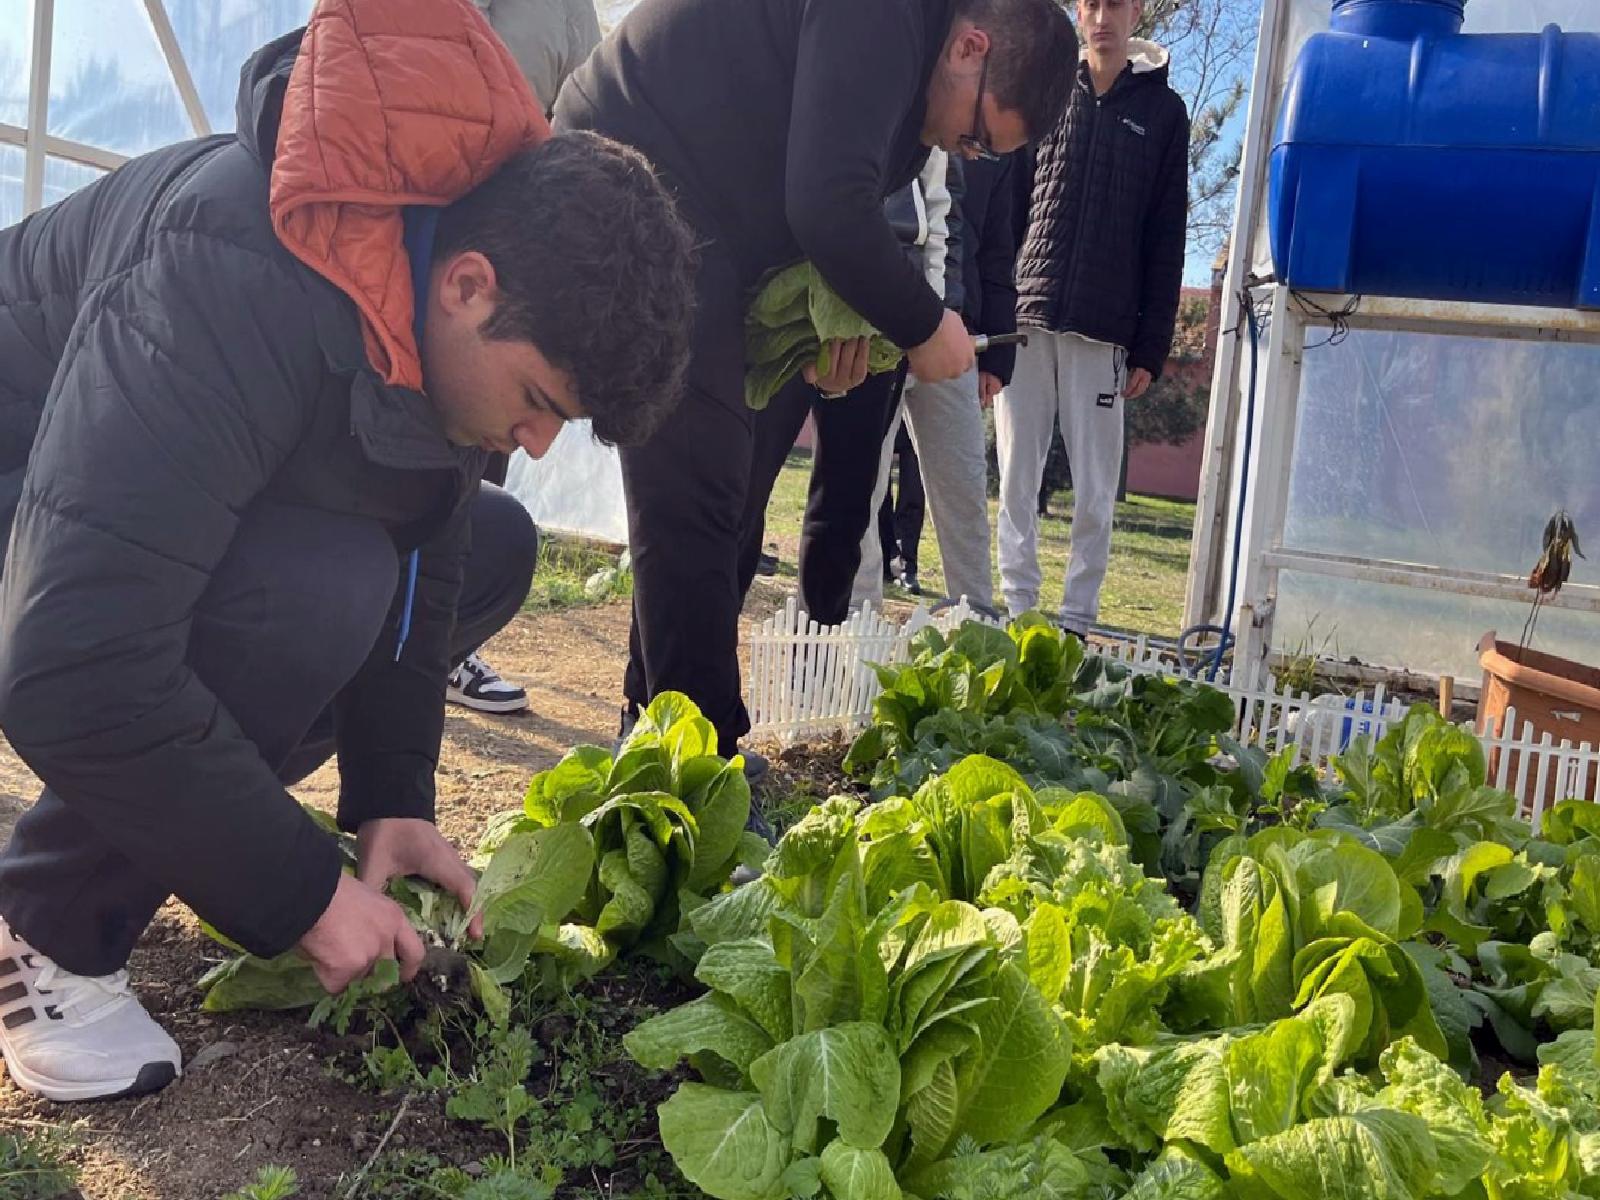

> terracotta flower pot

[{"left": 1476, "top": 632, "right": 1600, "bottom": 808}]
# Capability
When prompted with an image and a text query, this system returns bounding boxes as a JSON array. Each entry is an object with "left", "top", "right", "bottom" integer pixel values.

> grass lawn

[
  {"left": 524, "top": 535, "right": 629, "bottom": 611},
  {"left": 523, "top": 451, "right": 1197, "bottom": 638},
  {"left": 760, "top": 451, "right": 1195, "bottom": 637}
]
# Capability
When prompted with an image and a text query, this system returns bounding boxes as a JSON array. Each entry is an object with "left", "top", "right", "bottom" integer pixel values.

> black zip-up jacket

[
  {"left": 1014, "top": 42, "right": 1189, "bottom": 378},
  {"left": 959, "top": 153, "right": 1020, "bottom": 385},
  {"left": 554, "top": 0, "right": 953, "bottom": 351},
  {"left": 0, "top": 34, "right": 486, "bottom": 961}
]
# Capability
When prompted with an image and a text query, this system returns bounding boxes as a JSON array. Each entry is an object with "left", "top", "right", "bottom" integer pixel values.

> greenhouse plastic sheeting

[
  {"left": 1275, "top": 571, "right": 1599, "bottom": 683},
  {"left": 504, "top": 424, "right": 629, "bottom": 545},
  {"left": 163, "top": 1, "right": 321, "bottom": 131},
  {"left": 1230, "top": 0, "right": 1600, "bottom": 679},
  {"left": 0, "top": 19, "right": 26, "bottom": 128},
  {"left": 1207, "top": 0, "right": 1600, "bottom": 680},
  {"left": 599, "top": 0, "right": 636, "bottom": 29},
  {"left": 1275, "top": 328, "right": 1600, "bottom": 678},
  {"left": 46, "top": 2, "right": 193, "bottom": 156},
  {"left": 6, "top": 2, "right": 314, "bottom": 163},
  {"left": 0, "top": 146, "right": 23, "bottom": 231}
]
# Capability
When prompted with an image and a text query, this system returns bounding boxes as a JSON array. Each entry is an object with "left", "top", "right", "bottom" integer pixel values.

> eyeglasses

[{"left": 958, "top": 55, "right": 1001, "bottom": 163}]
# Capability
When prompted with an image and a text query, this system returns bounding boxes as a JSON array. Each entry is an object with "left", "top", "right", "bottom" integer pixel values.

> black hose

[{"left": 1179, "top": 287, "right": 1263, "bottom": 683}]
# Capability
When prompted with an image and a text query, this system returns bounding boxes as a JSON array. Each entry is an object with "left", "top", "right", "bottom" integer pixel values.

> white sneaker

[
  {"left": 446, "top": 652, "right": 530, "bottom": 714},
  {"left": 0, "top": 923, "right": 181, "bottom": 1101}
]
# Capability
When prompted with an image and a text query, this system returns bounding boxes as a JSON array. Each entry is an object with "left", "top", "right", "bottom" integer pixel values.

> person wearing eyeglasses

[
  {"left": 995, "top": 0, "right": 1189, "bottom": 639},
  {"left": 553, "top": 0, "right": 1078, "bottom": 785},
  {"left": 737, "top": 150, "right": 958, "bottom": 630}
]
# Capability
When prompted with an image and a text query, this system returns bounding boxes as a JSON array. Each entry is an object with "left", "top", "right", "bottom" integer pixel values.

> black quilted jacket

[{"left": 1014, "top": 44, "right": 1189, "bottom": 378}]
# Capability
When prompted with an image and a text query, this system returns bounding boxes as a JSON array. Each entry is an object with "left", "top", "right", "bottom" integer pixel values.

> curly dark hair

[
  {"left": 434, "top": 131, "right": 698, "bottom": 446},
  {"left": 959, "top": 0, "right": 1079, "bottom": 142}
]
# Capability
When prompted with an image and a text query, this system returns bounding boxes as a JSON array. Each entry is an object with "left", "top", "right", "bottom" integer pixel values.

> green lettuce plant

[{"left": 745, "top": 262, "right": 904, "bottom": 410}]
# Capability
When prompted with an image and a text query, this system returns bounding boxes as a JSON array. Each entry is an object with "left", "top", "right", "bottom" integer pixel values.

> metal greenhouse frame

[
  {"left": 1, "top": 0, "right": 210, "bottom": 216},
  {"left": 1184, "top": 0, "right": 1600, "bottom": 688}
]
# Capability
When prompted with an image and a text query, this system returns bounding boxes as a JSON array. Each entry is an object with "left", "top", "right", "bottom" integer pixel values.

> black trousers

[
  {"left": 0, "top": 484, "right": 537, "bottom": 976},
  {"left": 878, "top": 420, "right": 926, "bottom": 576},
  {"left": 738, "top": 366, "right": 907, "bottom": 628},
  {"left": 620, "top": 242, "right": 757, "bottom": 756}
]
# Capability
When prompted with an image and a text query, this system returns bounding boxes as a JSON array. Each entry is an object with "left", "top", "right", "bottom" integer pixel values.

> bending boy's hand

[
  {"left": 298, "top": 874, "right": 425, "bottom": 993},
  {"left": 804, "top": 336, "right": 872, "bottom": 397},
  {"left": 906, "top": 309, "right": 976, "bottom": 384},
  {"left": 356, "top": 817, "right": 483, "bottom": 941}
]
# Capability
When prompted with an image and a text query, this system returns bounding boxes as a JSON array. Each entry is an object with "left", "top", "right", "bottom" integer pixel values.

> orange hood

[{"left": 268, "top": 0, "right": 550, "bottom": 390}]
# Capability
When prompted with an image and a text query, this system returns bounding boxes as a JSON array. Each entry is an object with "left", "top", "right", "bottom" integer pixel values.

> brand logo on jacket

[{"left": 1121, "top": 118, "right": 1146, "bottom": 137}]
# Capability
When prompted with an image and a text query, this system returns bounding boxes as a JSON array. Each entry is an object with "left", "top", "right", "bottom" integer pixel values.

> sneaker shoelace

[
  {"left": 34, "top": 963, "right": 134, "bottom": 1025},
  {"left": 464, "top": 654, "right": 505, "bottom": 688}
]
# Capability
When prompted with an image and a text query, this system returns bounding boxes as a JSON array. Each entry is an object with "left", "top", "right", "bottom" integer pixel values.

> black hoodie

[
  {"left": 554, "top": 0, "right": 956, "bottom": 352},
  {"left": 1014, "top": 42, "right": 1190, "bottom": 378}
]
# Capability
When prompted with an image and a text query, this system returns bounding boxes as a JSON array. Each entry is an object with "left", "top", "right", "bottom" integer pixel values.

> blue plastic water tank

[{"left": 1270, "top": 0, "right": 1600, "bottom": 308}]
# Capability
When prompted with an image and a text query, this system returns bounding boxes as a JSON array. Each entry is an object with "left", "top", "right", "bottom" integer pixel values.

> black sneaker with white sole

[
  {"left": 447, "top": 652, "right": 529, "bottom": 714},
  {"left": 0, "top": 922, "right": 180, "bottom": 1102}
]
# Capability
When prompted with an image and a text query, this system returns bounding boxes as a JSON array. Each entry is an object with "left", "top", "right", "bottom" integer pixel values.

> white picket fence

[
  {"left": 744, "top": 598, "right": 971, "bottom": 745},
  {"left": 1476, "top": 707, "right": 1600, "bottom": 823},
  {"left": 744, "top": 599, "right": 1600, "bottom": 827},
  {"left": 745, "top": 597, "right": 1230, "bottom": 743}
]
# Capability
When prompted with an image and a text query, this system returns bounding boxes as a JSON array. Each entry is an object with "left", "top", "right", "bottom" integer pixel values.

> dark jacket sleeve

[
  {"left": 333, "top": 496, "right": 470, "bottom": 830},
  {"left": 976, "top": 155, "right": 1020, "bottom": 385},
  {"left": 784, "top": 0, "right": 945, "bottom": 350},
  {"left": 0, "top": 232, "right": 344, "bottom": 961},
  {"left": 1012, "top": 144, "right": 1037, "bottom": 253},
  {"left": 1127, "top": 102, "right": 1191, "bottom": 379}
]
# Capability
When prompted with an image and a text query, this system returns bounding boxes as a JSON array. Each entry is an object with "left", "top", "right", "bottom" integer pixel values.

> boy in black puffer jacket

[{"left": 996, "top": 0, "right": 1189, "bottom": 637}]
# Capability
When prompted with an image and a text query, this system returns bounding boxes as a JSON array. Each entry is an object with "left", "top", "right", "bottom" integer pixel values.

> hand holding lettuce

[
  {"left": 745, "top": 262, "right": 904, "bottom": 410},
  {"left": 199, "top": 692, "right": 763, "bottom": 1021}
]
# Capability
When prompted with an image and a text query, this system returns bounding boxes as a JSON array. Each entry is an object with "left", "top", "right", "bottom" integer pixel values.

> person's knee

[
  {"left": 484, "top": 488, "right": 540, "bottom": 600},
  {"left": 187, "top": 505, "right": 396, "bottom": 741},
  {"left": 459, "top": 485, "right": 539, "bottom": 644}
]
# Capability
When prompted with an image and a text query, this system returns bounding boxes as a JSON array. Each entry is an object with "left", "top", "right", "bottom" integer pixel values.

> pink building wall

[{"left": 1125, "top": 275, "right": 1222, "bottom": 503}]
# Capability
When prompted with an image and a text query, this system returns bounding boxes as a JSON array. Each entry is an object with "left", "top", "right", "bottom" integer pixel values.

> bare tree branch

[{"left": 1135, "top": 0, "right": 1261, "bottom": 261}]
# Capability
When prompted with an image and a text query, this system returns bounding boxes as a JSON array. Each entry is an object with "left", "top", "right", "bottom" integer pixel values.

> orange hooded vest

[{"left": 267, "top": 0, "right": 551, "bottom": 391}]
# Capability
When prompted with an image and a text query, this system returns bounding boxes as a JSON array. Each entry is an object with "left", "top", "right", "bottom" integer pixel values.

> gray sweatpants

[
  {"left": 852, "top": 366, "right": 995, "bottom": 613},
  {"left": 994, "top": 330, "right": 1125, "bottom": 632}
]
